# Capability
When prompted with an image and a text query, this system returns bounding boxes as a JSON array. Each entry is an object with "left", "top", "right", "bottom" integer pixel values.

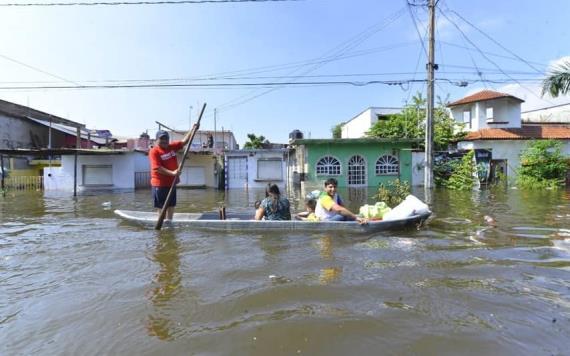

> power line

[
  {"left": 438, "top": 7, "right": 552, "bottom": 104},
  {"left": 447, "top": 9, "right": 544, "bottom": 74},
  {"left": 0, "top": 77, "right": 544, "bottom": 90},
  {"left": 0, "top": 53, "right": 80, "bottom": 86},
  {"left": 0, "top": 0, "right": 300, "bottom": 7},
  {"left": 406, "top": 0, "right": 428, "bottom": 57},
  {"left": 209, "top": 6, "right": 407, "bottom": 116},
  {"left": 440, "top": 41, "right": 547, "bottom": 68}
]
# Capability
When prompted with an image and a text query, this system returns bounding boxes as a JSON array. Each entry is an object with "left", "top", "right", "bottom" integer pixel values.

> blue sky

[{"left": 0, "top": 0, "right": 569, "bottom": 145}]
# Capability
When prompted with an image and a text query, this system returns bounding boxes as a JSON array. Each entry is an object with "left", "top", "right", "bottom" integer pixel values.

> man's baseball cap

[{"left": 156, "top": 130, "right": 169, "bottom": 140}]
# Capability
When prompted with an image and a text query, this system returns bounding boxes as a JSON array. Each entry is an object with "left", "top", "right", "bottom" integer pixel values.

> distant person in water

[
  {"left": 255, "top": 184, "right": 291, "bottom": 221},
  {"left": 315, "top": 178, "right": 365, "bottom": 223},
  {"left": 149, "top": 129, "right": 192, "bottom": 220}
]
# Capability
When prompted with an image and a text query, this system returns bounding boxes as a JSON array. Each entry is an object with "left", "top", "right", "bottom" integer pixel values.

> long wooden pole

[
  {"left": 0, "top": 154, "right": 5, "bottom": 192},
  {"left": 155, "top": 103, "right": 207, "bottom": 230}
]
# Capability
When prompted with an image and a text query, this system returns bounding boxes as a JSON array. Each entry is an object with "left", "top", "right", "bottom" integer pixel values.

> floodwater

[{"left": 1, "top": 187, "right": 569, "bottom": 355}]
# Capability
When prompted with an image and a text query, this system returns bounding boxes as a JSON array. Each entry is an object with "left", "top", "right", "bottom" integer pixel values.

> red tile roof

[
  {"left": 448, "top": 90, "right": 524, "bottom": 107},
  {"left": 462, "top": 125, "right": 570, "bottom": 141}
]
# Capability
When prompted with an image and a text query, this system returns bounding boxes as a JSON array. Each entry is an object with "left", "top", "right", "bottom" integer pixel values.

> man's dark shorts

[{"left": 152, "top": 186, "right": 177, "bottom": 209}]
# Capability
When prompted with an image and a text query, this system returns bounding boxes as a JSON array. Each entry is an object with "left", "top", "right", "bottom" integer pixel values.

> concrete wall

[
  {"left": 44, "top": 153, "right": 136, "bottom": 192},
  {"left": 134, "top": 152, "right": 149, "bottom": 172},
  {"left": 458, "top": 139, "right": 570, "bottom": 181},
  {"left": 176, "top": 152, "right": 218, "bottom": 188},
  {"left": 0, "top": 114, "right": 66, "bottom": 149},
  {"left": 300, "top": 141, "right": 413, "bottom": 188},
  {"left": 341, "top": 109, "right": 373, "bottom": 138},
  {"left": 170, "top": 131, "right": 238, "bottom": 151}
]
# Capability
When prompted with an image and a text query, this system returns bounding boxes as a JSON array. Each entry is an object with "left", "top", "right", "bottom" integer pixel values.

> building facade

[
  {"left": 224, "top": 149, "right": 287, "bottom": 190},
  {"left": 289, "top": 138, "right": 416, "bottom": 189},
  {"left": 449, "top": 90, "right": 570, "bottom": 182}
]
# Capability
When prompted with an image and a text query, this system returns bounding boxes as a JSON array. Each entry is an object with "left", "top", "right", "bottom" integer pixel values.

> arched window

[
  {"left": 348, "top": 155, "right": 366, "bottom": 186},
  {"left": 376, "top": 155, "right": 399, "bottom": 175},
  {"left": 316, "top": 156, "right": 341, "bottom": 176}
]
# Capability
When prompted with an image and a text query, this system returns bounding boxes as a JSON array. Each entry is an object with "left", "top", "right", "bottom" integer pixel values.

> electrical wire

[
  {"left": 447, "top": 9, "right": 544, "bottom": 74},
  {"left": 0, "top": 77, "right": 544, "bottom": 91},
  {"left": 0, "top": 0, "right": 301, "bottom": 7},
  {"left": 208, "top": 6, "right": 407, "bottom": 117},
  {"left": 438, "top": 7, "right": 552, "bottom": 104}
]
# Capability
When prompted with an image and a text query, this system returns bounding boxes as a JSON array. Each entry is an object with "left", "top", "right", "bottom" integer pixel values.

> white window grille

[
  {"left": 315, "top": 156, "right": 341, "bottom": 176},
  {"left": 348, "top": 155, "right": 366, "bottom": 186},
  {"left": 376, "top": 155, "right": 399, "bottom": 175}
]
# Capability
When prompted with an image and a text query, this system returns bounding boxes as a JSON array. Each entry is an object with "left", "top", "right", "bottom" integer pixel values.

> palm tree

[
  {"left": 542, "top": 59, "right": 570, "bottom": 98},
  {"left": 244, "top": 133, "right": 268, "bottom": 149}
]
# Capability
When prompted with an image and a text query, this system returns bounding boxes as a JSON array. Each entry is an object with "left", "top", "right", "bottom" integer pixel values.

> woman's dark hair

[{"left": 267, "top": 183, "right": 281, "bottom": 213}]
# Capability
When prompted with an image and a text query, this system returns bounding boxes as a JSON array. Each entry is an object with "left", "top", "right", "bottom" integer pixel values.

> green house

[{"left": 289, "top": 138, "right": 418, "bottom": 188}]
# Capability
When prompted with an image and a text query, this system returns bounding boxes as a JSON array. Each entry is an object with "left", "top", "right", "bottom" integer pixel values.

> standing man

[
  {"left": 315, "top": 178, "right": 365, "bottom": 223},
  {"left": 149, "top": 130, "right": 193, "bottom": 220}
]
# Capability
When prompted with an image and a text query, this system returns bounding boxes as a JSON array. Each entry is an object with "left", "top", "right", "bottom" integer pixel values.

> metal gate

[
  {"left": 348, "top": 155, "right": 367, "bottom": 186},
  {"left": 226, "top": 157, "right": 247, "bottom": 189}
]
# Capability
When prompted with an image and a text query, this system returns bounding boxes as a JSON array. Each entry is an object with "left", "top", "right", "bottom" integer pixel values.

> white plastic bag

[{"left": 383, "top": 195, "right": 430, "bottom": 221}]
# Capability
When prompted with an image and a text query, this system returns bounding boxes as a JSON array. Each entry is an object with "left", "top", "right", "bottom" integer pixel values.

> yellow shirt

[{"left": 306, "top": 212, "right": 319, "bottom": 222}]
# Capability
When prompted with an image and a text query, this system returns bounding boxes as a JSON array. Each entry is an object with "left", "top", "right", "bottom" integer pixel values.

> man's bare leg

[{"left": 167, "top": 207, "right": 175, "bottom": 220}]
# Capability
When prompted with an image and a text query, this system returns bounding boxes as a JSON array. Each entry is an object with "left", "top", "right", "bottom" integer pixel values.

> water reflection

[
  {"left": 316, "top": 236, "right": 342, "bottom": 285},
  {"left": 146, "top": 231, "right": 182, "bottom": 341}
]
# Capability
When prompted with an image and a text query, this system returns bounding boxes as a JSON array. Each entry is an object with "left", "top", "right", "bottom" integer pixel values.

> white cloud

[{"left": 547, "top": 55, "right": 570, "bottom": 69}]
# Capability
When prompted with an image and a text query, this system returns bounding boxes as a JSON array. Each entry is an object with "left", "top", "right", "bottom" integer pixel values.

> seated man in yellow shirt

[{"left": 315, "top": 178, "right": 365, "bottom": 223}]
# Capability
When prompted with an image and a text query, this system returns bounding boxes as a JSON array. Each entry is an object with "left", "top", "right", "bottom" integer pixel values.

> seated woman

[{"left": 255, "top": 184, "right": 291, "bottom": 221}]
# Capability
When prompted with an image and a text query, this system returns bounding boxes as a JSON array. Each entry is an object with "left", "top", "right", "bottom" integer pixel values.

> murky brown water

[{"left": 1, "top": 187, "right": 569, "bottom": 355}]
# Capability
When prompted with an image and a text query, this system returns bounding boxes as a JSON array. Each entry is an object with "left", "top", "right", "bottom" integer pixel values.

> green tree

[
  {"left": 516, "top": 140, "right": 569, "bottom": 189},
  {"left": 332, "top": 123, "right": 343, "bottom": 139},
  {"left": 542, "top": 59, "right": 570, "bottom": 98},
  {"left": 244, "top": 133, "right": 268, "bottom": 149},
  {"left": 366, "top": 92, "right": 465, "bottom": 151}
]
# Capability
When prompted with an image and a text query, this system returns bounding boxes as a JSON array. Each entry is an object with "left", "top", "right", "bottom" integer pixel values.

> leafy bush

[
  {"left": 434, "top": 151, "right": 477, "bottom": 190},
  {"left": 516, "top": 140, "right": 568, "bottom": 189},
  {"left": 374, "top": 179, "right": 410, "bottom": 207},
  {"left": 446, "top": 150, "right": 476, "bottom": 190}
]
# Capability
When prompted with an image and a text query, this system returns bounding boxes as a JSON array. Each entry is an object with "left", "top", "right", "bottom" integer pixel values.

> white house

[
  {"left": 522, "top": 102, "right": 570, "bottom": 125},
  {"left": 449, "top": 90, "right": 570, "bottom": 181},
  {"left": 224, "top": 148, "right": 287, "bottom": 190},
  {"left": 44, "top": 150, "right": 148, "bottom": 192},
  {"left": 340, "top": 107, "right": 402, "bottom": 138}
]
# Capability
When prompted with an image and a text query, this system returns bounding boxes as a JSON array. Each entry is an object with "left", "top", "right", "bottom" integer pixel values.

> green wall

[{"left": 304, "top": 141, "right": 413, "bottom": 187}]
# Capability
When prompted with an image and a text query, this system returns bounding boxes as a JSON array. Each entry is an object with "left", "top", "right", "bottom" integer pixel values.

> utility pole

[
  {"left": 214, "top": 108, "right": 217, "bottom": 151},
  {"left": 424, "top": 0, "right": 436, "bottom": 189},
  {"left": 189, "top": 105, "right": 193, "bottom": 129}
]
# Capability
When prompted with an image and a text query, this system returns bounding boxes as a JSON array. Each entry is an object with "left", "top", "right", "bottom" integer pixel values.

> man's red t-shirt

[{"left": 149, "top": 141, "right": 184, "bottom": 187}]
